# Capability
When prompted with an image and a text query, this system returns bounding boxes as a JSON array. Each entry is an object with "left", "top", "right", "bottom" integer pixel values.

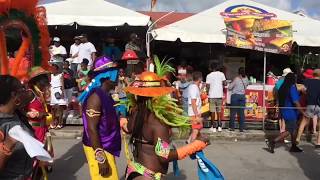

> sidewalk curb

[
  {"left": 50, "top": 127, "right": 317, "bottom": 142},
  {"left": 50, "top": 129, "right": 83, "bottom": 139}
]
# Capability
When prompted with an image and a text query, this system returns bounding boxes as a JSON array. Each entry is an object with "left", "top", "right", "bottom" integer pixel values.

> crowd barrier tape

[{"left": 203, "top": 105, "right": 309, "bottom": 110}]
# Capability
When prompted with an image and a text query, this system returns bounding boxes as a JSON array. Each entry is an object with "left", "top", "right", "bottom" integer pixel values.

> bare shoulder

[
  {"left": 87, "top": 92, "right": 101, "bottom": 106},
  {"left": 149, "top": 113, "right": 170, "bottom": 132}
]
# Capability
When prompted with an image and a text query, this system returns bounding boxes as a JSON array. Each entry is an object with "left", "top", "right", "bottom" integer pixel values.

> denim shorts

[{"left": 306, "top": 105, "right": 320, "bottom": 118}]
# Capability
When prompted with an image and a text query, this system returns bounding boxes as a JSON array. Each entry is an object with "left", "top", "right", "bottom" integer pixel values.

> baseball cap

[
  {"left": 53, "top": 37, "right": 60, "bottom": 42},
  {"left": 303, "top": 69, "right": 314, "bottom": 79},
  {"left": 282, "top": 68, "right": 292, "bottom": 77}
]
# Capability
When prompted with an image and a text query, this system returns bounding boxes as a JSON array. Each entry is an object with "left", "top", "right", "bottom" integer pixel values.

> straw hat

[
  {"left": 28, "top": 66, "right": 49, "bottom": 81},
  {"left": 125, "top": 71, "right": 175, "bottom": 97}
]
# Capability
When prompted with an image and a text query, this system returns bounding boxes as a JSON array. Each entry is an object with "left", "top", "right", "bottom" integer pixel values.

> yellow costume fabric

[{"left": 83, "top": 145, "right": 119, "bottom": 180}]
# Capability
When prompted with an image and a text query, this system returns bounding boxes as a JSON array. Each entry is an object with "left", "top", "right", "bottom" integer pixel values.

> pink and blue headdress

[{"left": 78, "top": 56, "right": 118, "bottom": 104}]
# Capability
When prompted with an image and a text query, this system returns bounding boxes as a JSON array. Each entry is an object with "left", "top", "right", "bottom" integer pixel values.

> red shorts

[
  {"left": 190, "top": 116, "right": 203, "bottom": 129},
  {"left": 191, "top": 122, "right": 203, "bottom": 130}
]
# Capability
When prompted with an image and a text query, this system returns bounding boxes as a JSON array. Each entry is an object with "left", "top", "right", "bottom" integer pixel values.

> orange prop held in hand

[{"left": 0, "top": 31, "right": 8, "bottom": 74}]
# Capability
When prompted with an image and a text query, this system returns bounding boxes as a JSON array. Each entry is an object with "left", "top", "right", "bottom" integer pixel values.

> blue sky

[{"left": 106, "top": 0, "right": 320, "bottom": 20}]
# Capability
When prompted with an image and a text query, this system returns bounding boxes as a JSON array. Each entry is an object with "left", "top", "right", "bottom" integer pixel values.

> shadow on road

[
  {"left": 119, "top": 171, "right": 187, "bottom": 180},
  {"left": 291, "top": 144, "right": 320, "bottom": 180},
  {"left": 49, "top": 141, "right": 86, "bottom": 180},
  {"left": 166, "top": 170, "right": 187, "bottom": 180}
]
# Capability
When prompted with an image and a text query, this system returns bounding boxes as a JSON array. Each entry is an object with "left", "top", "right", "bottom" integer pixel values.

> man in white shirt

[
  {"left": 69, "top": 36, "right": 81, "bottom": 74},
  {"left": 78, "top": 34, "right": 96, "bottom": 68},
  {"left": 206, "top": 63, "right": 226, "bottom": 133},
  {"left": 49, "top": 37, "right": 67, "bottom": 69},
  {"left": 187, "top": 71, "right": 203, "bottom": 143}
]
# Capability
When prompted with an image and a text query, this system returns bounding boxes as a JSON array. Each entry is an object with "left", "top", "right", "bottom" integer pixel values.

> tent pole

[
  {"left": 146, "top": 32, "right": 150, "bottom": 71},
  {"left": 146, "top": 11, "right": 175, "bottom": 71},
  {"left": 262, "top": 52, "right": 266, "bottom": 131}
]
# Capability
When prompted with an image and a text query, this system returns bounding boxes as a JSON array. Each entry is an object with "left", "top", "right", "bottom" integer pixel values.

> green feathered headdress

[
  {"left": 154, "top": 55, "right": 175, "bottom": 78},
  {"left": 124, "top": 55, "right": 190, "bottom": 135}
]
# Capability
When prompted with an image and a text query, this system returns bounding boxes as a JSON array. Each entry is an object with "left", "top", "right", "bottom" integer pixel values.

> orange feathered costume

[{"left": 0, "top": 0, "right": 50, "bottom": 79}]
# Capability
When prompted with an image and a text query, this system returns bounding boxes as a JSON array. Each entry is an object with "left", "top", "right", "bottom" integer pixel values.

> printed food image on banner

[{"left": 220, "top": 5, "right": 293, "bottom": 54}]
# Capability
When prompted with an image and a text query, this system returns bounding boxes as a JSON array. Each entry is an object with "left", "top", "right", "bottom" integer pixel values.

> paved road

[{"left": 49, "top": 139, "right": 320, "bottom": 180}]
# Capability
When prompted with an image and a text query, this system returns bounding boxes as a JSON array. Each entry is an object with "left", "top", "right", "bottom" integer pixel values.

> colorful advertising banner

[{"left": 221, "top": 5, "right": 293, "bottom": 54}]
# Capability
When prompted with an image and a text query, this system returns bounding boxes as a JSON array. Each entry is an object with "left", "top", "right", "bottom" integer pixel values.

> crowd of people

[
  {"left": 45, "top": 33, "right": 145, "bottom": 129},
  {"left": 266, "top": 68, "right": 320, "bottom": 153},
  {"left": 1, "top": 30, "right": 320, "bottom": 179}
]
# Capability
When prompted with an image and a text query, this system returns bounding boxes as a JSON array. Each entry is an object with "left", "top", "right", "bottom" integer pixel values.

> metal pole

[
  {"left": 262, "top": 52, "right": 266, "bottom": 130},
  {"left": 146, "top": 11, "right": 175, "bottom": 59},
  {"left": 146, "top": 32, "right": 150, "bottom": 71}
]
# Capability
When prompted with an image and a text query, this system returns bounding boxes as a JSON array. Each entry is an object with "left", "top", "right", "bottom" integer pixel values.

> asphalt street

[{"left": 48, "top": 138, "right": 320, "bottom": 180}]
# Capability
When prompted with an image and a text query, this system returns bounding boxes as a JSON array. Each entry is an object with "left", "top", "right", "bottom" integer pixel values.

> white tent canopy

[
  {"left": 39, "top": 0, "right": 150, "bottom": 27},
  {"left": 152, "top": 0, "right": 320, "bottom": 47}
]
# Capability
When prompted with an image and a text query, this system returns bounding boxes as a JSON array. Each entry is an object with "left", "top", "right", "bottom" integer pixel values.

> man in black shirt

[
  {"left": 296, "top": 69, "right": 320, "bottom": 148},
  {"left": 63, "top": 61, "right": 76, "bottom": 119}
]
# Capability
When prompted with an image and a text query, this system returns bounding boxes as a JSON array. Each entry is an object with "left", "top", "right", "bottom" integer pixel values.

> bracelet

[{"left": 94, "top": 148, "right": 106, "bottom": 164}]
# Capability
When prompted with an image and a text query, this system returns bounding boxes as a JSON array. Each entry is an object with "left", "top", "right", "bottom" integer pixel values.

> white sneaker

[
  {"left": 209, "top": 127, "right": 217, "bottom": 133},
  {"left": 218, "top": 127, "right": 222, "bottom": 132}
]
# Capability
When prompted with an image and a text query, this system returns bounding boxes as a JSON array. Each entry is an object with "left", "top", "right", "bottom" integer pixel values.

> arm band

[
  {"left": 176, "top": 140, "right": 207, "bottom": 160},
  {"left": 86, "top": 109, "right": 101, "bottom": 118}
]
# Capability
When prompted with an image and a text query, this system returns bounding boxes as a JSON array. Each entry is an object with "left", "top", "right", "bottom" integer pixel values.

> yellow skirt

[{"left": 83, "top": 145, "right": 119, "bottom": 180}]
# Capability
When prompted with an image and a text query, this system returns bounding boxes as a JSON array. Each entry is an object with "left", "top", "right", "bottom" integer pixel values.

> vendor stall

[
  {"left": 151, "top": 0, "right": 320, "bottom": 47},
  {"left": 221, "top": 84, "right": 275, "bottom": 122}
]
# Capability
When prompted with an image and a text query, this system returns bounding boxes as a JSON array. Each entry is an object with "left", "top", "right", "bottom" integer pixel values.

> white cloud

[
  {"left": 253, "top": 0, "right": 292, "bottom": 11},
  {"left": 297, "top": 1, "right": 320, "bottom": 20},
  {"left": 107, "top": 0, "right": 293, "bottom": 12},
  {"left": 105, "top": 0, "right": 320, "bottom": 20},
  {"left": 299, "top": 1, "right": 320, "bottom": 9},
  {"left": 106, "top": 0, "right": 222, "bottom": 12}
]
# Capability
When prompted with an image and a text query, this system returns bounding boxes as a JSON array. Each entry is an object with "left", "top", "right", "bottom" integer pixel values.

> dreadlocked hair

[
  {"left": 125, "top": 94, "right": 190, "bottom": 139},
  {"left": 278, "top": 73, "right": 296, "bottom": 107},
  {"left": 129, "top": 96, "right": 151, "bottom": 156}
]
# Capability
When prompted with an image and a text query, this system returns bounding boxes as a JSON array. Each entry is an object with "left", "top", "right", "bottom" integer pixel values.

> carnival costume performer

[
  {"left": 25, "top": 67, "right": 55, "bottom": 180},
  {"left": 1, "top": 0, "right": 53, "bottom": 179},
  {"left": 122, "top": 61, "right": 209, "bottom": 179},
  {"left": 26, "top": 67, "right": 52, "bottom": 143},
  {"left": 78, "top": 56, "right": 121, "bottom": 179}
]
